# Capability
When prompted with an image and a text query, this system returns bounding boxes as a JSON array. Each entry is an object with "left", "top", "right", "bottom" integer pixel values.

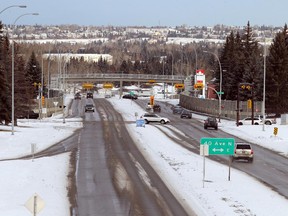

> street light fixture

[
  {"left": 203, "top": 50, "right": 223, "bottom": 122},
  {"left": 262, "top": 37, "right": 267, "bottom": 131},
  {"left": 0, "top": 5, "right": 26, "bottom": 15},
  {"left": 191, "top": 46, "right": 198, "bottom": 77},
  {"left": 11, "top": 12, "right": 39, "bottom": 135}
]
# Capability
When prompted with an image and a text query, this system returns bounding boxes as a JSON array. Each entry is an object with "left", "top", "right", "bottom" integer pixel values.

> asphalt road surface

[{"left": 73, "top": 98, "right": 196, "bottom": 216}]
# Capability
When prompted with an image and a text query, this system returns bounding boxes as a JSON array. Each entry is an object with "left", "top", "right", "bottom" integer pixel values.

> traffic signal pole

[
  {"left": 251, "top": 84, "right": 254, "bottom": 125},
  {"left": 236, "top": 84, "right": 240, "bottom": 127}
]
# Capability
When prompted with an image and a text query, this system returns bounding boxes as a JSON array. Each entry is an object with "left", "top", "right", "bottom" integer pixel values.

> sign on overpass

[{"left": 200, "top": 137, "right": 235, "bottom": 155}]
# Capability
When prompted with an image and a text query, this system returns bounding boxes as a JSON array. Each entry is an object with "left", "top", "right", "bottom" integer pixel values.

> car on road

[
  {"left": 231, "top": 142, "right": 254, "bottom": 163},
  {"left": 257, "top": 115, "right": 277, "bottom": 125},
  {"left": 122, "top": 94, "right": 138, "bottom": 100},
  {"left": 86, "top": 92, "right": 93, "bottom": 99},
  {"left": 85, "top": 104, "right": 95, "bottom": 112},
  {"left": 238, "top": 117, "right": 262, "bottom": 125},
  {"left": 141, "top": 113, "right": 170, "bottom": 124},
  {"left": 104, "top": 94, "right": 112, "bottom": 98},
  {"left": 180, "top": 109, "right": 192, "bottom": 119},
  {"left": 172, "top": 106, "right": 183, "bottom": 114},
  {"left": 204, "top": 117, "right": 218, "bottom": 130},
  {"left": 146, "top": 103, "right": 153, "bottom": 112},
  {"left": 153, "top": 104, "right": 161, "bottom": 112},
  {"left": 74, "top": 92, "right": 81, "bottom": 100}
]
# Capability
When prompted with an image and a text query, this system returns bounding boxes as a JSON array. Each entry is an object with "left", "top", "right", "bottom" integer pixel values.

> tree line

[
  {"left": 0, "top": 22, "right": 42, "bottom": 125},
  {"left": 216, "top": 22, "right": 288, "bottom": 114}
]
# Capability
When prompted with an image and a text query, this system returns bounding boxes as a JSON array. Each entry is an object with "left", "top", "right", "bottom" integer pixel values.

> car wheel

[
  {"left": 160, "top": 120, "right": 165, "bottom": 124},
  {"left": 239, "top": 122, "right": 243, "bottom": 125},
  {"left": 265, "top": 121, "right": 271, "bottom": 125},
  {"left": 254, "top": 123, "right": 259, "bottom": 125},
  {"left": 145, "top": 119, "right": 149, "bottom": 124}
]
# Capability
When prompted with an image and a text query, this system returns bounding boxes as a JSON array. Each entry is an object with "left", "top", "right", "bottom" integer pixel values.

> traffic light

[
  {"left": 240, "top": 84, "right": 252, "bottom": 91},
  {"left": 194, "top": 83, "right": 203, "bottom": 90},
  {"left": 247, "top": 99, "right": 252, "bottom": 109},
  {"left": 273, "top": 127, "right": 278, "bottom": 136},
  {"left": 174, "top": 83, "right": 185, "bottom": 89},
  {"left": 41, "top": 96, "right": 45, "bottom": 106},
  {"left": 150, "top": 95, "right": 154, "bottom": 106}
]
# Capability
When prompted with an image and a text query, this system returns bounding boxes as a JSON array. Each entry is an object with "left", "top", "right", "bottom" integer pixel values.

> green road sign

[
  {"left": 200, "top": 138, "right": 235, "bottom": 155},
  {"left": 217, "top": 91, "right": 224, "bottom": 95}
]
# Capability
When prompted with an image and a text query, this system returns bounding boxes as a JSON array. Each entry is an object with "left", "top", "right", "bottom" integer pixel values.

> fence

[
  {"left": 180, "top": 92, "right": 263, "bottom": 120},
  {"left": 32, "top": 97, "right": 64, "bottom": 117}
]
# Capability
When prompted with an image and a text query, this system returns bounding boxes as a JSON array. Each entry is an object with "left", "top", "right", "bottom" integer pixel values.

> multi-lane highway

[
  {"left": 72, "top": 98, "right": 195, "bottom": 216},
  {"left": 31, "top": 97, "right": 288, "bottom": 215}
]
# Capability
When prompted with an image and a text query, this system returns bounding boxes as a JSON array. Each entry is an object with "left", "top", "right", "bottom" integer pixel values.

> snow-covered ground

[{"left": 1, "top": 94, "right": 288, "bottom": 216}]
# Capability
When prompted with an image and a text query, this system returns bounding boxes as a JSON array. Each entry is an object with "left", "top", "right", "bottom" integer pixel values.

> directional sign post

[
  {"left": 25, "top": 193, "right": 45, "bottom": 216},
  {"left": 136, "top": 119, "right": 145, "bottom": 127},
  {"left": 200, "top": 137, "right": 235, "bottom": 183},
  {"left": 200, "top": 137, "right": 235, "bottom": 155}
]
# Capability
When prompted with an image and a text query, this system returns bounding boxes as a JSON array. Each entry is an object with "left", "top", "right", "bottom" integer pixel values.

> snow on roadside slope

[
  {"left": 109, "top": 97, "right": 288, "bottom": 216},
  {"left": 1, "top": 94, "right": 288, "bottom": 216},
  {"left": 0, "top": 116, "right": 82, "bottom": 216}
]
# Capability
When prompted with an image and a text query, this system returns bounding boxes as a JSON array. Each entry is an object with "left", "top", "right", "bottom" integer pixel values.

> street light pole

[
  {"left": 47, "top": 39, "right": 58, "bottom": 98},
  {"left": 262, "top": 37, "right": 267, "bottom": 131},
  {"left": 204, "top": 51, "right": 223, "bottom": 122},
  {"left": 191, "top": 46, "right": 198, "bottom": 76},
  {"left": 162, "top": 56, "right": 165, "bottom": 99},
  {"left": 11, "top": 13, "right": 39, "bottom": 135},
  {"left": 171, "top": 53, "right": 174, "bottom": 78},
  {"left": 0, "top": 5, "right": 26, "bottom": 15}
]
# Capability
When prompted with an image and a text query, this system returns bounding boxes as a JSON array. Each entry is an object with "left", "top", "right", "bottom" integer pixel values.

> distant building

[{"left": 42, "top": 53, "right": 113, "bottom": 64}]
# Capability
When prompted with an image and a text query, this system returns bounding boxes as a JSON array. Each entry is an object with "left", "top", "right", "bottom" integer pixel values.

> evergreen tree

[
  {"left": 133, "top": 60, "right": 142, "bottom": 73},
  {"left": 0, "top": 23, "right": 10, "bottom": 125},
  {"left": 14, "top": 55, "right": 32, "bottom": 125},
  {"left": 98, "top": 56, "right": 109, "bottom": 73},
  {"left": 241, "top": 22, "right": 263, "bottom": 101},
  {"left": 120, "top": 60, "right": 129, "bottom": 74},
  {"left": 219, "top": 31, "right": 244, "bottom": 100},
  {"left": 266, "top": 24, "right": 288, "bottom": 114},
  {"left": 25, "top": 51, "right": 42, "bottom": 98}
]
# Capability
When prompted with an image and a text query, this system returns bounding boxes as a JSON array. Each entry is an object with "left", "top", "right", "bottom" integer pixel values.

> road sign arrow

[{"left": 213, "top": 148, "right": 224, "bottom": 152}]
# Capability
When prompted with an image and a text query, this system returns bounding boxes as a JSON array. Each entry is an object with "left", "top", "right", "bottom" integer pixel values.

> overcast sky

[{"left": 1, "top": 0, "right": 287, "bottom": 27}]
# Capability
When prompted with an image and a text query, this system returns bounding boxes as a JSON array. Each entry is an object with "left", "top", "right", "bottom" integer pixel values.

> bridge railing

[{"left": 55, "top": 73, "right": 186, "bottom": 81}]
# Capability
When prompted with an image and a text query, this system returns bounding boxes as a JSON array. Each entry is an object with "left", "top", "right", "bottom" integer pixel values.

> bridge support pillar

[{"left": 120, "top": 80, "right": 123, "bottom": 97}]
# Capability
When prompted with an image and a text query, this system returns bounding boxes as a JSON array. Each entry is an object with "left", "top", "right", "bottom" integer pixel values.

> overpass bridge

[
  {"left": 52, "top": 73, "right": 186, "bottom": 85},
  {"left": 50, "top": 73, "right": 189, "bottom": 97}
]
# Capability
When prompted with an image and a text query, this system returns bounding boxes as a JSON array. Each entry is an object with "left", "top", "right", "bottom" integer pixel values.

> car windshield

[
  {"left": 152, "top": 114, "right": 160, "bottom": 117},
  {"left": 236, "top": 144, "right": 251, "bottom": 149}
]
